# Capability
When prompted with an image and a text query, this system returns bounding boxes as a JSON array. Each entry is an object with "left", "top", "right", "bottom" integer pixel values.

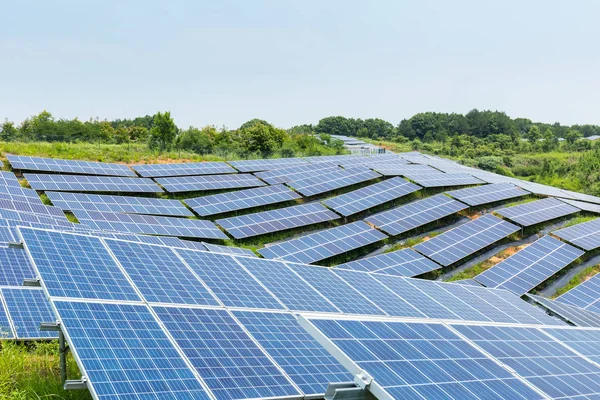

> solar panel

[
  {"left": 370, "top": 164, "right": 440, "bottom": 176},
  {"left": 338, "top": 157, "right": 409, "bottom": 169},
  {"left": 286, "top": 166, "right": 381, "bottom": 197},
  {"left": 451, "top": 279, "right": 482, "bottom": 287},
  {"left": 365, "top": 194, "right": 468, "bottom": 236},
  {"left": 105, "top": 240, "right": 219, "bottom": 306},
  {"left": 8, "top": 155, "right": 136, "bottom": 176},
  {"left": 414, "top": 214, "right": 520, "bottom": 266},
  {"left": 302, "top": 318, "right": 545, "bottom": 400},
  {"left": 156, "top": 173, "right": 266, "bottom": 193},
  {"left": 0, "top": 227, "right": 17, "bottom": 245},
  {"left": 496, "top": 198, "right": 580, "bottom": 226},
  {"left": 1, "top": 288, "right": 57, "bottom": 339},
  {"left": 559, "top": 198, "right": 600, "bottom": 214},
  {"left": 232, "top": 310, "right": 353, "bottom": 395},
  {"left": 254, "top": 163, "right": 341, "bottom": 184},
  {"left": 0, "top": 186, "right": 43, "bottom": 205},
  {"left": 216, "top": 203, "right": 339, "bottom": 239},
  {"left": 258, "top": 221, "right": 388, "bottom": 264},
  {"left": 0, "top": 171, "right": 23, "bottom": 188},
  {"left": 454, "top": 324, "right": 600, "bottom": 399},
  {"left": 132, "top": 161, "right": 236, "bottom": 177},
  {"left": 556, "top": 274, "right": 600, "bottom": 312},
  {"left": 185, "top": 184, "right": 301, "bottom": 216},
  {"left": 52, "top": 300, "right": 212, "bottom": 400},
  {"left": 553, "top": 217, "right": 600, "bottom": 251},
  {"left": 336, "top": 248, "right": 440, "bottom": 277},
  {"left": 446, "top": 183, "right": 530, "bottom": 206},
  {"left": 322, "top": 177, "right": 421, "bottom": 216},
  {"left": 0, "top": 247, "right": 35, "bottom": 286},
  {"left": 0, "top": 198, "right": 67, "bottom": 219},
  {"left": 0, "top": 295, "right": 13, "bottom": 339},
  {"left": 0, "top": 208, "right": 79, "bottom": 229},
  {"left": 72, "top": 209, "right": 228, "bottom": 239},
  {"left": 235, "top": 257, "right": 340, "bottom": 312},
  {"left": 175, "top": 249, "right": 285, "bottom": 309},
  {"left": 47, "top": 191, "right": 193, "bottom": 217},
  {"left": 403, "top": 172, "right": 485, "bottom": 188},
  {"left": 24, "top": 174, "right": 162, "bottom": 193},
  {"left": 228, "top": 157, "right": 309, "bottom": 172},
  {"left": 201, "top": 242, "right": 257, "bottom": 257},
  {"left": 474, "top": 236, "right": 584, "bottom": 295},
  {"left": 527, "top": 294, "right": 600, "bottom": 327},
  {"left": 543, "top": 328, "right": 600, "bottom": 365},
  {"left": 19, "top": 228, "right": 141, "bottom": 301}
]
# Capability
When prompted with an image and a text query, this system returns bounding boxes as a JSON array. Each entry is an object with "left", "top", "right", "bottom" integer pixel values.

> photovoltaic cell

[
  {"left": 414, "top": 214, "right": 520, "bottom": 266},
  {"left": 233, "top": 310, "right": 353, "bottom": 396},
  {"left": 553, "top": 217, "right": 600, "bottom": 251},
  {"left": 1, "top": 288, "right": 57, "bottom": 339},
  {"left": 474, "top": 235, "right": 584, "bottom": 295},
  {"left": 156, "top": 173, "right": 266, "bottom": 193},
  {"left": 53, "top": 301, "right": 212, "bottom": 400},
  {"left": 201, "top": 242, "right": 257, "bottom": 257},
  {"left": 19, "top": 228, "right": 141, "bottom": 301},
  {"left": 217, "top": 203, "right": 339, "bottom": 239},
  {"left": 322, "top": 177, "right": 421, "bottom": 216},
  {"left": 528, "top": 294, "right": 600, "bottom": 328},
  {"left": 286, "top": 166, "right": 381, "bottom": 197},
  {"left": 365, "top": 194, "right": 468, "bottom": 236},
  {"left": 556, "top": 274, "right": 600, "bottom": 313},
  {"left": 132, "top": 161, "right": 236, "bottom": 177},
  {"left": 24, "top": 174, "right": 162, "bottom": 193},
  {"left": 47, "top": 191, "right": 193, "bottom": 217},
  {"left": 228, "top": 157, "right": 309, "bottom": 172},
  {"left": 446, "top": 183, "right": 530, "bottom": 206},
  {"left": 185, "top": 184, "right": 301, "bottom": 216},
  {"left": 7, "top": 154, "right": 136, "bottom": 176},
  {"left": 0, "top": 247, "right": 35, "bottom": 286},
  {"left": 402, "top": 172, "right": 484, "bottom": 188},
  {"left": 254, "top": 163, "right": 341, "bottom": 184},
  {"left": 336, "top": 248, "right": 440, "bottom": 277},
  {"left": 258, "top": 221, "right": 388, "bottom": 264},
  {"left": 496, "top": 198, "right": 580, "bottom": 227}
]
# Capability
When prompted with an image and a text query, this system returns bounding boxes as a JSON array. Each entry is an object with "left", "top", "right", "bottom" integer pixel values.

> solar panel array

[
  {"left": 217, "top": 203, "right": 339, "bottom": 239},
  {"left": 0, "top": 171, "right": 23, "bottom": 187},
  {"left": 528, "top": 294, "right": 600, "bottom": 328},
  {"left": 46, "top": 191, "right": 193, "bottom": 217},
  {"left": 552, "top": 217, "right": 600, "bottom": 251},
  {"left": 322, "top": 177, "right": 421, "bottom": 216},
  {"left": 446, "top": 182, "right": 530, "bottom": 206},
  {"left": 403, "top": 172, "right": 485, "bottom": 187},
  {"left": 25, "top": 174, "right": 162, "bottom": 193},
  {"left": 72, "top": 209, "right": 228, "bottom": 239},
  {"left": 228, "top": 157, "right": 310, "bottom": 172},
  {"left": 7, "top": 154, "right": 136, "bottom": 176},
  {"left": 287, "top": 166, "right": 381, "bottom": 197},
  {"left": 258, "top": 221, "right": 388, "bottom": 264},
  {"left": 414, "top": 214, "right": 520, "bottom": 266},
  {"left": 156, "top": 173, "right": 266, "bottom": 192},
  {"left": 336, "top": 248, "right": 441, "bottom": 277},
  {"left": 132, "top": 161, "right": 236, "bottom": 177},
  {"left": 475, "top": 236, "right": 584, "bottom": 295},
  {"left": 254, "top": 163, "right": 341, "bottom": 184},
  {"left": 185, "top": 184, "right": 301, "bottom": 216},
  {"left": 496, "top": 198, "right": 581, "bottom": 226},
  {"left": 556, "top": 274, "right": 600, "bottom": 313},
  {"left": 365, "top": 194, "right": 468, "bottom": 236}
]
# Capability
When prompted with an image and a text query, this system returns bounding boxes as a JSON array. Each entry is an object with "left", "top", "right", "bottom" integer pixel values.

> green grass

[
  {"left": 552, "top": 264, "right": 600, "bottom": 298},
  {"left": 559, "top": 215, "right": 598, "bottom": 229},
  {"left": 384, "top": 232, "right": 441, "bottom": 253}
]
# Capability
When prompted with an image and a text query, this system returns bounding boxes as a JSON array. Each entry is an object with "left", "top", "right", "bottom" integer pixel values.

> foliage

[{"left": 148, "top": 111, "right": 178, "bottom": 150}]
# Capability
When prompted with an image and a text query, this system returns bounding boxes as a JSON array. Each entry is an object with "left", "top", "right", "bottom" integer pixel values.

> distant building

[{"left": 330, "top": 135, "right": 387, "bottom": 154}]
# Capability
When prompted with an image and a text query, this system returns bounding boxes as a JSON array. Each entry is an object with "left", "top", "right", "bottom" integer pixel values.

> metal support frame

[
  {"left": 40, "top": 321, "right": 87, "bottom": 390},
  {"left": 324, "top": 382, "right": 369, "bottom": 400},
  {"left": 23, "top": 278, "right": 41, "bottom": 287},
  {"left": 8, "top": 242, "right": 24, "bottom": 249}
]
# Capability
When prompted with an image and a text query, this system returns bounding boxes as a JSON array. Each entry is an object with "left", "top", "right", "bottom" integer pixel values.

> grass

[
  {"left": 446, "top": 244, "right": 527, "bottom": 282},
  {"left": 0, "top": 341, "right": 92, "bottom": 400},
  {"left": 552, "top": 264, "right": 600, "bottom": 298},
  {"left": 559, "top": 215, "right": 598, "bottom": 229},
  {"left": 384, "top": 232, "right": 442, "bottom": 253}
]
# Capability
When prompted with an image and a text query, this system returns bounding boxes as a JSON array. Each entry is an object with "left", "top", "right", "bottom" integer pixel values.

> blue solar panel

[
  {"left": 403, "top": 172, "right": 485, "bottom": 188},
  {"left": 7, "top": 154, "right": 136, "bottom": 176},
  {"left": 0, "top": 208, "right": 77, "bottom": 229},
  {"left": 304, "top": 318, "right": 544, "bottom": 400},
  {"left": 185, "top": 184, "right": 301, "bottom": 216},
  {"left": 201, "top": 242, "right": 257, "bottom": 257},
  {"left": 0, "top": 170, "right": 26, "bottom": 188},
  {"left": 287, "top": 166, "right": 381, "bottom": 197},
  {"left": 156, "top": 173, "right": 266, "bottom": 193},
  {"left": 228, "top": 157, "right": 309, "bottom": 172},
  {"left": 235, "top": 257, "right": 340, "bottom": 312},
  {"left": 454, "top": 324, "right": 600, "bottom": 399},
  {"left": 446, "top": 182, "right": 530, "bottom": 206},
  {"left": 553, "top": 217, "right": 600, "bottom": 251},
  {"left": 556, "top": 273, "right": 600, "bottom": 312},
  {"left": 528, "top": 294, "right": 600, "bottom": 328},
  {"left": 24, "top": 174, "right": 162, "bottom": 193},
  {"left": 1, "top": 288, "right": 57, "bottom": 339},
  {"left": 0, "top": 295, "right": 14, "bottom": 339},
  {"left": 20, "top": 228, "right": 141, "bottom": 301},
  {"left": 322, "top": 177, "right": 421, "bottom": 216},
  {"left": 232, "top": 310, "right": 353, "bottom": 396},
  {"left": 559, "top": 198, "right": 600, "bottom": 214},
  {"left": 153, "top": 306, "right": 300, "bottom": 399},
  {"left": 496, "top": 198, "right": 580, "bottom": 226},
  {"left": 371, "top": 164, "right": 440, "bottom": 176},
  {"left": 365, "top": 194, "right": 468, "bottom": 236},
  {"left": 0, "top": 227, "right": 17, "bottom": 245},
  {"left": 0, "top": 185, "right": 44, "bottom": 204},
  {"left": 475, "top": 235, "right": 584, "bottom": 295},
  {"left": 175, "top": 249, "right": 285, "bottom": 309},
  {"left": 132, "top": 161, "right": 236, "bottom": 177},
  {"left": 217, "top": 203, "right": 339, "bottom": 239},
  {"left": 72, "top": 209, "right": 228, "bottom": 239},
  {"left": 336, "top": 248, "right": 440, "bottom": 277},
  {"left": 0, "top": 247, "right": 35, "bottom": 286},
  {"left": 53, "top": 301, "right": 211, "bottom": 400},
  {"left": 105, "top": 240, "right": 219, "bottom": 306},
  {"left": 47, "top": 191, "right": 193, "bottom": 217},
  {"left": 0, "top": 198, "right": 67, "bottom": 219},
  {"left": 258, "top": 221, "right": 388, "bottom": 264},
  {"left": 543, "top": 328, "right": 600, "bottom": 365},
  {"left": 255, "top": 163, "right": 341, "bottom": 184},
  {"left": 414, "top": 214, "right": 520, "bottom": 266}
]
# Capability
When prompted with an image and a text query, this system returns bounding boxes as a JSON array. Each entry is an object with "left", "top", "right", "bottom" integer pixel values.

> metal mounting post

[{"left": 40, "top": 322, "right": 68, "bottom": 384}]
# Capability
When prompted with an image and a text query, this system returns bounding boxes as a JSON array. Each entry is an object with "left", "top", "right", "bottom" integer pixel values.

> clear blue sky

[{"left": 1, "top": 0, "right": 599, "bottom": 129}]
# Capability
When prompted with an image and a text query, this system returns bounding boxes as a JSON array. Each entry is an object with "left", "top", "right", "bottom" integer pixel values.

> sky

[{"left": 1, "top": 0, "right": 600, "bottom": 129}]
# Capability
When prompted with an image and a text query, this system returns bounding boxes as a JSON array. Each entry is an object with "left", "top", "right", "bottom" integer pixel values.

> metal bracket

[
  {"left": 40, "top": 322, "right": 70, "bottom": 384},
  {"left": 23, "top": 278, "right": 41, "bottom": 287},
  {"left": 325, "top": 382, "right": 368, "bottom": 400},
  {"left": 64, "top": 378, "right": 88, "bottom": 390},
  {"left": 8, "top": 242, "right": 24, "bottom": 249},
  {"left": 354, "top": 371, "right": 373, "bottom": 389}
]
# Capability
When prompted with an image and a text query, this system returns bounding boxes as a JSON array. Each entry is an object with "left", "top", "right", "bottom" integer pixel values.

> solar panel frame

[
  {"left": 156, "top": 173, "right": 267, "bottom": 192},
  {"left": 1, "top": 287, "right": 58, "bottom": 339},
  {"left": 496, "top": 197, "right": 581, "bottom": 227},
  {"left": 402, "top": 172, "right": 485, "bottom": 188},
  {"left": 445, "top": 182, "right": 530, "bottom": 206},
  {"left": 24, "top": 173, "right": 162, "bottom": 193},
  {"left": 8, "top": 155, "right": 136, "bottom": 176},
  {"left": 552, "top": 217, "right": 600, "bottom": 251},
  {"left": 336, "top": 248, "right": 440, "bottom": 277},
  {"left": 131, "top": 161, "right": 236, "bottom": 177},
  {"left": 286, "top": 166, "right": 381, "bottom": 197}
]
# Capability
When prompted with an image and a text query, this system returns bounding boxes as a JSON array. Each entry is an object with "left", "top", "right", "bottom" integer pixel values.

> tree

[
  {"left": 239, "top": 122, "right": 287, "bottom": 155},
  {"left": 176, "top": 126, "right": 216, "bottom": 154},
  {"left": 542, "top": 128, "right": 558, "bottom": 151},
  {"left": 565, "top": 129, "right": 583, "bottom": 145},
  {"left": 128, "top": 126, "right": 149, "bottom": 142},
  {"left": 0, "top": 120, "right": 18, "bottom": 141},
  {"left": 148, "top": 111, "right": 177, "bottom": 150},
  {"left": 526, "top": 126, "right": 541, "bottom": 144}
]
